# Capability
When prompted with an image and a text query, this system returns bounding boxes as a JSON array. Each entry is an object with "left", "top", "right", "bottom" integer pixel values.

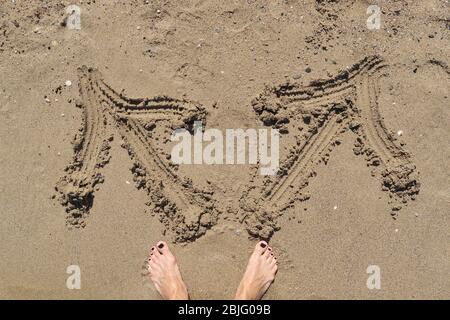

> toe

[
  {"left": 156, "top": 241, "right": 169, "bottom": 254},
  {"left": 263, "top": 249, "right": 271, "bottom": 259},
  {"left": 255, "top": 241, "right": 268, "bottom": 254},
  {"left": 269, "top": 256, "right": 277, "bottom": 266},
  {"left": 148, "top": 259, "right": 157, "bottom": 272},
  {"left": 150, "top": 259, "right": 162, "bottom": 273},
  {"left": 151, "top": 249, "right": 161, "bottom": 261},
  {"left": 271, "top": 264, "right": 278, "bottom": 274}
]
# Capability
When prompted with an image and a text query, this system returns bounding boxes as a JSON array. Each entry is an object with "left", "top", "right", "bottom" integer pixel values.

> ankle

[
  {"left": 234, "top": 286, "right": 251, "bottom": 300},
  {"left": 170, "top": 285, "right": 189, "bottom": 300}
]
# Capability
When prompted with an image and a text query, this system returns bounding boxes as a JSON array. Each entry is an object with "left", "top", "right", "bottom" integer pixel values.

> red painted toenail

[
  {"left": 158, "top": 243, "right": 164, "bottom": 249},
  {"left": 151, "top": 247, "right": 154, "bottom": 251},
  {"left": 260, "top": 242, "right": 266, "bottom": 248}
]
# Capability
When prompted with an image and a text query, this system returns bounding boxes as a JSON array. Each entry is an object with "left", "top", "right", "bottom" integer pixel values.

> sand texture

[{"left": 0, "top": 0, "right": 449, "bottom": 299}]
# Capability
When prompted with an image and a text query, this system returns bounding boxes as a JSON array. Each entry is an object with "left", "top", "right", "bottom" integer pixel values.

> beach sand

[{"left": 0, "top": 0, "right": 449, "bottom": 299}]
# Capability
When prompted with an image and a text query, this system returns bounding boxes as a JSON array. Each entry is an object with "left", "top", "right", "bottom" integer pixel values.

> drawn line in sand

[
  {"left": 56, "top": 66, "right": 217, "bottom": 242},
  {"left": 56, "top": 56, "right": 420, "bottom": 242},
  {"left": 243, "top": 56, "right": 420, "bottom": 239}
]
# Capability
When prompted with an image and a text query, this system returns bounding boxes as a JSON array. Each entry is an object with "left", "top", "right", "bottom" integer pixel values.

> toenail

[
  {"left": 158, "top": 243, "right": 164, "bottom": 249},
  {"left": 260, "top": 242, "right": 267, "bottom": 248},
  {"left": 151, "top": 247, "right": 154, "bottom": 251}
]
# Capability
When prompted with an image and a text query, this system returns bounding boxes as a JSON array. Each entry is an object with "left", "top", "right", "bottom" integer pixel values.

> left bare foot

[{"left": 147, "top": 241, "right": 189, "bottom": 300}]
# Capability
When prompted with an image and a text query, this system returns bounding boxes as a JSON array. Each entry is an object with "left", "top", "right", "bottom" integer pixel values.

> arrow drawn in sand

[
  {"left": 56, "top": 66, "right": 217, "bottom": 242},
  {"left": 241, "top": 56, "right": 420, "bottom": 239}
]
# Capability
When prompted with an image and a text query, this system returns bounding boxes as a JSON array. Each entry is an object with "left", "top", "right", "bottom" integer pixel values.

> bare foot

[
  {"left": 147, "top": 241, "right": 189, "bottom": 300},
  {"left": 235, "top": 241, "right": 278, "bottom": 300}
]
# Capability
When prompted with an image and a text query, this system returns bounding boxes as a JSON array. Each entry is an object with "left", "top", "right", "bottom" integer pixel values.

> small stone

[
  {"left": 156, "top": 9, "right": 161, "bottom": 14},
  {"left": 144, "top": 122, "right": 156, "bottom": 131},
  {"left": 333, "top": 205, "right": 337, "bottom": 210},
  {"left": 234, "top": 229, "right": 242, "bottom": 236},
  {"left": 61, "top": 113, "right": 65, "bottom": 117},
  {"left": 349, "top": 121, "right": 361, "bottom": 130},
  {"left": 126, "top": 180, "right": 131, "bottom": 185},
  {"left": 305, "top": 67, "right": 312, "bottom": 73},
  {"left": 137, "top": 26, "right": 141, "bottom": 30},
  {"left": 397, "top": 130, "right": 403, "bottom": 136},
  {"left": 65, "top": 80, "right": 72, "bottom": 87},
  {"left": 293, "top": 73, "right": 301, "bottom": 80},
  {"left": 395, "top": 228, "right": 399, "bottom": 232},
  {"left": 44, "top": 97, "right": 50, "bottom": 103}
]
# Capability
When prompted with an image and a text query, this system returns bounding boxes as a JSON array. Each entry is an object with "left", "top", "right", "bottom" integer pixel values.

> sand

[{"left": 0, "top": 0, "right": 449, "bottom": 299}]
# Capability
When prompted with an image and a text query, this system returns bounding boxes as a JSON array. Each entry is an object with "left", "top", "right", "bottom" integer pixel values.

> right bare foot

[
  {"left": 147, "top": 241, "right": 189, "bottom": 300},
  {"left": 235, "top": 241, "right": 278, "bottom": 300}
]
